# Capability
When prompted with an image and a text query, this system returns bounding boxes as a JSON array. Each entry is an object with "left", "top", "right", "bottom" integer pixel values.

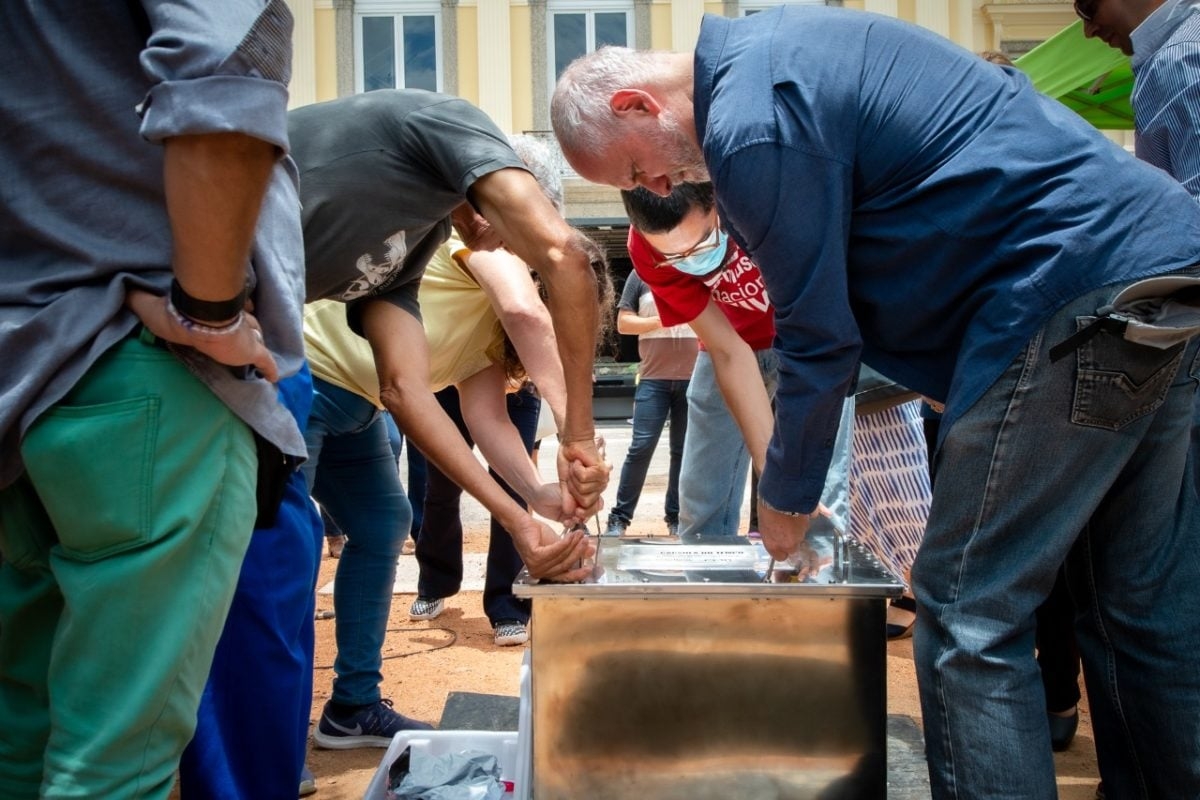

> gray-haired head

[
  {"left": 508, "top": 133, "right": 565, "bottom": 212},
  {"left": 550, "top": 46, "right": 670, "bottom": 160}
]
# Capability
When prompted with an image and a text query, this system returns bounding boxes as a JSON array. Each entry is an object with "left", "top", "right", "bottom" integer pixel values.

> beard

[{"left": 660, "top": 112, "right": 710, "bottom": 184}]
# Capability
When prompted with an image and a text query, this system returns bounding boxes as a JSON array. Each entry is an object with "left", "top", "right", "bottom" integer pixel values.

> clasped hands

[{"left": 514, "top": 435, "right": 610, "bottom": 582}]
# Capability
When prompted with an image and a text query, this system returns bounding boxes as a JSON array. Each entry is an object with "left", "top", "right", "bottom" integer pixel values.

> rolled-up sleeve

[
  {"left": 717, "top": 142, "right": 862, "bottom": 514},
  {"left": 137, "top": 0, "right": 293, "bottom": 150}
]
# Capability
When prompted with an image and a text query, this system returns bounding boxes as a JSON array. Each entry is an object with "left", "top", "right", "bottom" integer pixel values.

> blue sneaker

[{"left": 313, "top": 699, "right": 433, "bottom": 749}]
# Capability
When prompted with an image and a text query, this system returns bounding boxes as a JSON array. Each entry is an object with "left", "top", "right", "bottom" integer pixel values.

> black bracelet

[{"left": 170, "top": 278, "right": 247, "bottom": 324}]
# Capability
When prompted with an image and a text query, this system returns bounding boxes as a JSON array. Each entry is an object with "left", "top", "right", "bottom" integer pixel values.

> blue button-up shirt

[
  {"left": 694, "top": 6, "right": 1200, "bottom": 513},
  {"left": 1131, "top": 0, "right": 1200, "bottom": 199}
]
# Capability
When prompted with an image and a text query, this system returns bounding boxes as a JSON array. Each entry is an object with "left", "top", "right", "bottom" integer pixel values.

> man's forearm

[
  {"left": 164, "top": 132, "right": 277, "bottom": 301},
  {"left": 499, "top": 308, "right": 568, "bottom": 432},
  {"left": 690, "top": 303, "right": 774, "bottom": 475},
  {"left": 465, "top": 169, "right": 598, "bottom": 443},
  {"left": 617, "top": 311, "right": 661, "bottom": 335},
  {"left": 383, "top": 385, "right": 531, "bottom": 534},
  {"left": 711, "top": 345, "right": 773, "bottom": 475},
  {"left": 540, "top": 256, "right": 598, "bottom": 442}
]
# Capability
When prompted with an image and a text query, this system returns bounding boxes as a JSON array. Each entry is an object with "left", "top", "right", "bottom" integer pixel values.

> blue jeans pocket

[
  {"left": 1071, "top": 315, "right": 1186, "bottom": 431},
  {"left": 21, "top": 395, "right": 160, "bottom": 561}
]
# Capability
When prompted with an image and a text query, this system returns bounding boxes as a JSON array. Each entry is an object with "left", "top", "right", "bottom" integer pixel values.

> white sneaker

[
  {"left": 493, "top": 620, "right": 528, "bottom": 647},
  {"left": 408, "top": 597, "right": 444, "bottom": 620}
]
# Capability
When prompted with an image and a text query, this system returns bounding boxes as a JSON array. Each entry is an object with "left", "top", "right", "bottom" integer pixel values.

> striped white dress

[{"left": 848, "top": 399, "right": 931, "bottom": 585}]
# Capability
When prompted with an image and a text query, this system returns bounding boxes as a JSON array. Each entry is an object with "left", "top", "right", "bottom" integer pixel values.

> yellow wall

[
  {"left": 295, "top": 1, "right": 1062, "bottom": 119},
  {"left": 314, "top": 7, "right": 336, "bottom": 103},
  {"left": 650, "top": 5, "right": 674, "bottom": 49},
  {"left": 511, "top": 4, "right": 535, "bottom": 132},
  {"left": 458, "top": 6, "right": 480, "bottom": 104},
  {"left": 948, "top": 0, "right": 967, "bottom": 45}
]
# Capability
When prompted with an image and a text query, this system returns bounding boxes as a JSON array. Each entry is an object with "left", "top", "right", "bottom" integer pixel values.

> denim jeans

[
  {"left": 416, "top": 385, "right": 538, "bottom": 626},
  {"left": 678, "top": 350, "right": 774, "bottom": 538},
  {"left": 912, "top": 278, "right": 1200, "bottom": 800},
  {"left": 609, "top": 377, "right": 689, "bottom": 527},
  {"left": 320, "top": 414, "right": 427, "bottom": 543},
  {"left": 302, "top": 377, "right": 411, "bottom": 706},
  {"left": 678, "top": 349, "right": 853, "bottom": 538}
]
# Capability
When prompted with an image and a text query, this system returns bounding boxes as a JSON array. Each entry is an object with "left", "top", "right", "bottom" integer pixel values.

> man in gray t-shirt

[
  {"left": 290, "top": 90, "right": 606, "bottom": 569},
  {"left": 289, "top": 90, "right": 609, "bottom": 746},
  {"left": 293, "top": 91, "right": 524, "bottom": 309}
]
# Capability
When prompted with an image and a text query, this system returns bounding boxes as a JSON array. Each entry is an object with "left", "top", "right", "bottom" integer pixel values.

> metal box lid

[{"left": 513, "top": 524, "right": 904, "bottom": 599}]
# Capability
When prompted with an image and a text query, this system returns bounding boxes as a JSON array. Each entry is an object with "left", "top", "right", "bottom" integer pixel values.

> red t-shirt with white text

[{"left": 627, "top": 226, "right": 775, "bottom": 351}]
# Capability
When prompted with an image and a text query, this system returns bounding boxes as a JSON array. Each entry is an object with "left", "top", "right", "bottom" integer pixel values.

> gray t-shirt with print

[{"left": 289, "top": 89, "right": 526, "bottom": 319}]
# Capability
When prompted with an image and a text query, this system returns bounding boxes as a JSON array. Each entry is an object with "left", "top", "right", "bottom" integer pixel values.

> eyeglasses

[
  {"left": 1074, "top": 0, "right": 1099, "bottom": 22},
  {"left": 654, "top": 225, "right": 722, "bottom": 268}
]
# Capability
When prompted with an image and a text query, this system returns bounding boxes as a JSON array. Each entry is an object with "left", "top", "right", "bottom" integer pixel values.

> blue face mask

[{"left": 669, "top": 229, "right": 729, "bottom": 277}]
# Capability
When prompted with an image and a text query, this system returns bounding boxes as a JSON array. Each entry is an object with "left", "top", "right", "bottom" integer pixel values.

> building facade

[
  {"left": 283, "top": 0, "right": 1083, "bottom": 384},
  {"left": 285, "top": 0, "right": 1081, "bottom": 222}
]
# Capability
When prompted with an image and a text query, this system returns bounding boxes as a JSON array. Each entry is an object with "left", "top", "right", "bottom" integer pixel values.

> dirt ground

[{"left": 302, "top": 519, "right": 1103, "bottom": 800}]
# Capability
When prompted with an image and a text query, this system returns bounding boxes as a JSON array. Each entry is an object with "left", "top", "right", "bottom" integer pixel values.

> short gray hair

[
  {"left": 508, "top": 133, "right": 564, "bottom": 212},
  {"left": 551, "top": 46, "right": 670, "bottom": 158}
]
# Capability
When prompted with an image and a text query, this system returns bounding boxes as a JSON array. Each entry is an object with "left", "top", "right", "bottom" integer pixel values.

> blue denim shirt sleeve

[
  {"left": 137, "top": 0, "right": 293, "bottom": 151},
  {"left": 715, "top": 142, "right": 862, "bottom": 515}
]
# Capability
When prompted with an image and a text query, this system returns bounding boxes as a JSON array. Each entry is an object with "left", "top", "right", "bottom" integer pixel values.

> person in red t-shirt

[
  {"left": 625, "top": 184, "right": 932, "bottom": 646},
  {"left": 622, "top": 183, "right": 853, "bottom": 539}
]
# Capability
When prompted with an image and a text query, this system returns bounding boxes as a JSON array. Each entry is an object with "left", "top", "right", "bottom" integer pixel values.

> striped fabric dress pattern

[{"left": 848, "top": 400, "right": 931, "bottom": 584}]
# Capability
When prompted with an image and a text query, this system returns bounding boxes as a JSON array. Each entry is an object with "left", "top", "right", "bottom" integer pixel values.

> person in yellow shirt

[{"left": 302, "top": 136, "right": 612, "bottom": 749}]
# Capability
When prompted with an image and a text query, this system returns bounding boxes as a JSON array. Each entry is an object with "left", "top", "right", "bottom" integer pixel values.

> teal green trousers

[{"left": 0, "top": 332, "right": 258, "bottom": 799}]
